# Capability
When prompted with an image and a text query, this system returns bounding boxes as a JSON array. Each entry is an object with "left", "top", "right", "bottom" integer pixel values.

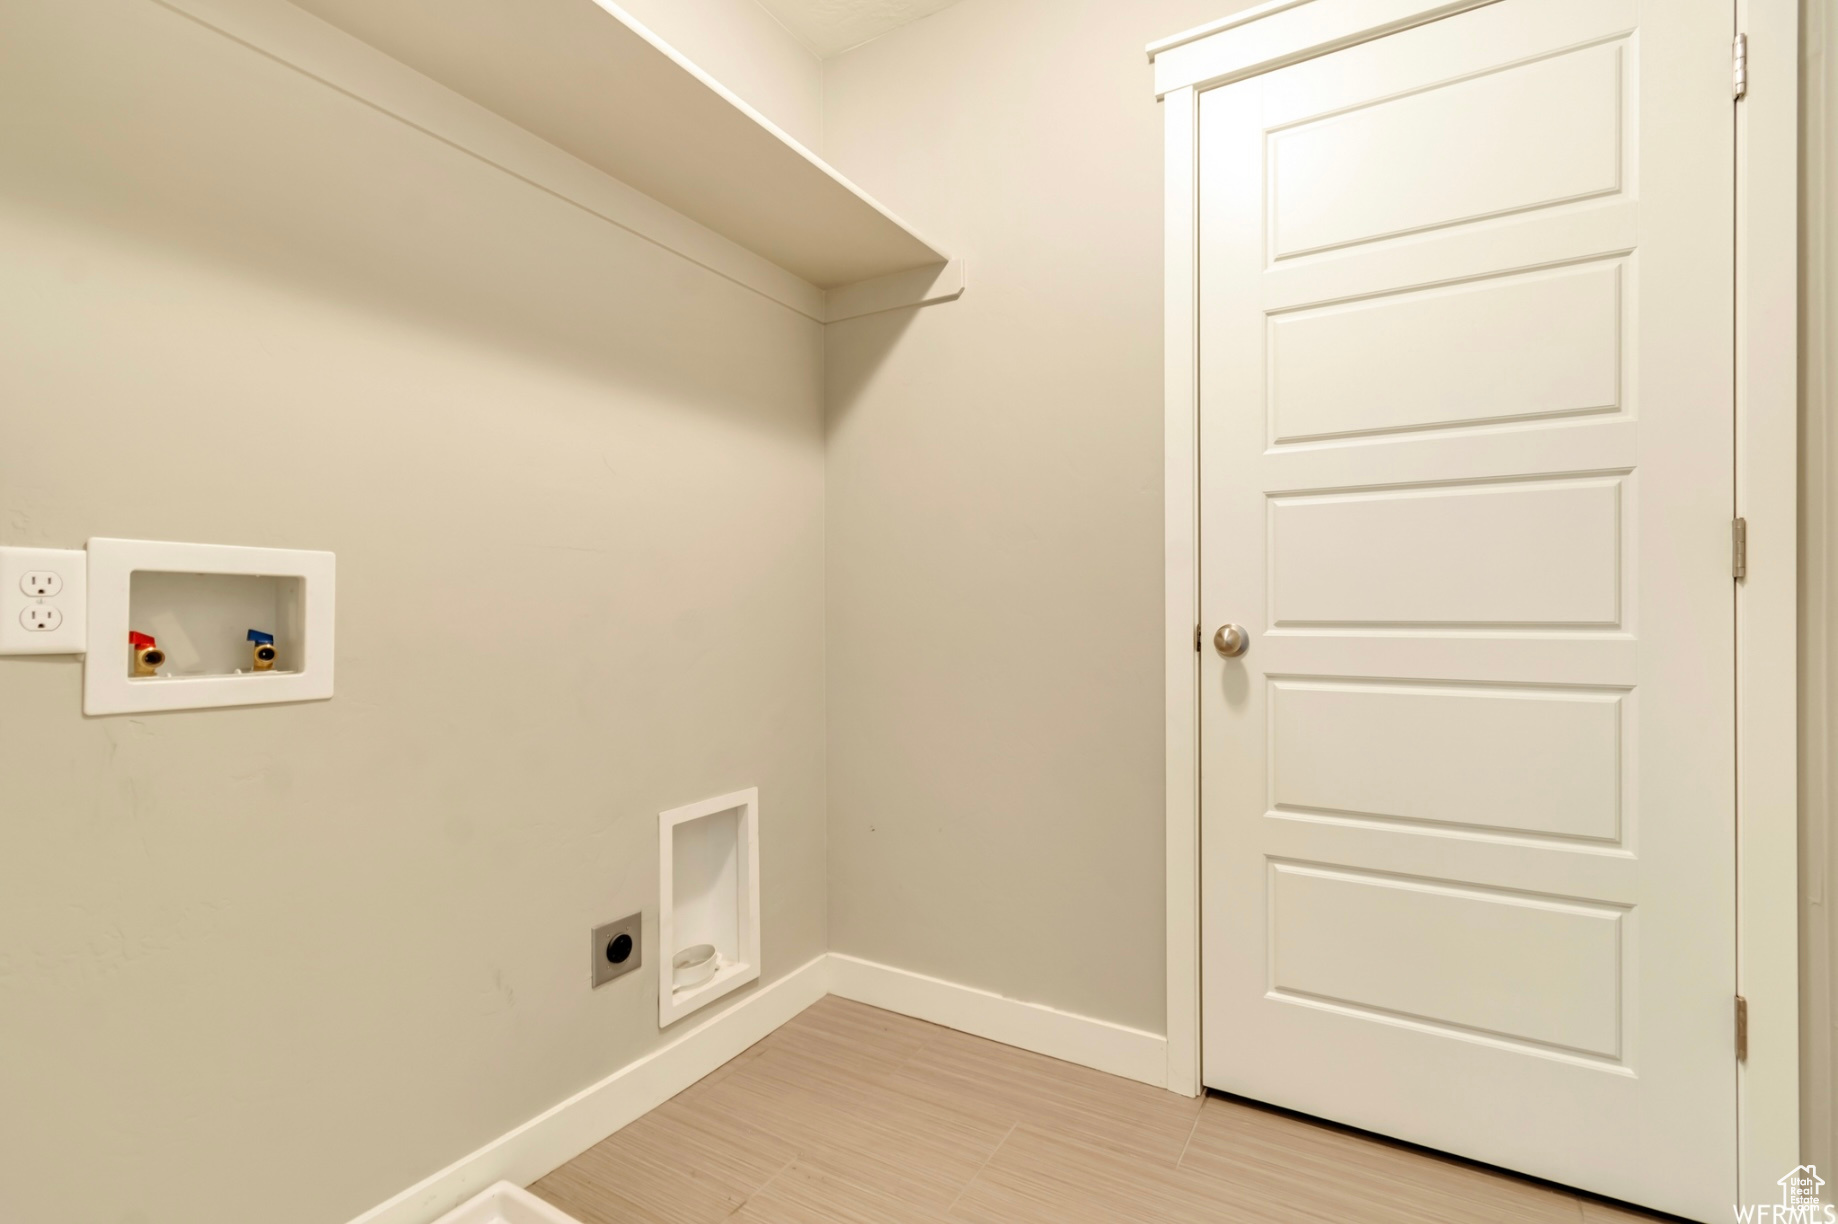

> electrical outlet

[
  {"left": 0, "top": 547, "right": 87, "bottom": 656},
  {"left": 20, "top": 571, "right": 62, "bottom": 598},
  {"left": 590, "top": 913, "right": 642, "bottom": 988}
]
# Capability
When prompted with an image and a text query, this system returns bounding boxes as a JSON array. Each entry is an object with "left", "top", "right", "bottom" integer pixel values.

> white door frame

[{"left": 1153, "top": 0, "right": 1800, "bottom": 1204}]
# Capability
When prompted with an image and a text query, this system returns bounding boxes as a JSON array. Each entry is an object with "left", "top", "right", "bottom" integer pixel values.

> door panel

[
  {"left": 1269, "top": 475, "right": 1625, "bottom": 628},
  {"left": 1197, "top": 1, "right": 1736, "bottom": 1217},
  {"left": 1268, "top": 260, "right": 1625, "bottom": 443},
  {"left": 1268, "top": 39, "right": 1625, "bottom": 259},
  {"left": 1269, "top": 678, "right": 1626, "bottom": 842},
  {"left": 1267, "top": 861, "right": 1628, "bottom": 1058}
]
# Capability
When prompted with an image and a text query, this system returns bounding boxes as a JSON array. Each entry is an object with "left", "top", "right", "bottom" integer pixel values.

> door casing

[{"left": 1151, "top": 0, "right": 1800, "bottom": 1205}]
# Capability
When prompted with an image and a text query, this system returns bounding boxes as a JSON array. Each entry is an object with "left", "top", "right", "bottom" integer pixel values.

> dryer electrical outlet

[{"left": 0, "top": 547, "right": 87, "bottom": 655}]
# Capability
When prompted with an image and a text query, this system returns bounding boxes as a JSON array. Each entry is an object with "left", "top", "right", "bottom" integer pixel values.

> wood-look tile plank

[
  {"left": 533, "top": 1001, "right": 1649, "bottom": 1224},
  {"left": 618, "top": 1093, "right": 800, "bottom": 1200},
  {"left": 760, "top": 1021, "right": 922, "bottom": 1086},
  {"left": 771, "top": 995, "right": 941, "bottom": 1066},
  {"left": 743, "top": 998, "right": 938, "bottom": 1100},
  {"left": 529, "top": 1148, "right": 744, "bottom": 1224},
  {"left": 886, "top": 1024, "right": 1204, "bottom": 1167},
  {"left": 735, "top": 1161, "right": 954, "bottom": 1224},
  {"left": 742, "top": 1021, "right": 926, "bottom": 1095},
  {"left": 703, "top": 1044, "right": 1014, "bottom": 1211},
  {"left": 526, "top": 1064, "right": 796, "bottom": 1223},
  {"left": 1180, "top": 1095, "right": 1581, "bottom": 1224},
  {"left": 946, "top": 1122, "right": 1289, "bottom": 1224}
]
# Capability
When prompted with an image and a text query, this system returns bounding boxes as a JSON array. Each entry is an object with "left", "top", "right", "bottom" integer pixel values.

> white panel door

[{"left": 1197, "top": 2, "right": 1737, "bottom": 1217}]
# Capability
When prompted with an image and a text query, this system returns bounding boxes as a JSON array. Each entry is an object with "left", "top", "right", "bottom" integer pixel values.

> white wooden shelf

[{"left": 289, "top": 0, "right": 952, "bottom": 292}]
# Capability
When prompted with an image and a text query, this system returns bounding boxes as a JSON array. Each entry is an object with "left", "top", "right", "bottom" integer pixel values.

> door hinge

[
  {"left": 1194, "top": 623, "right": 1202, "bottom": 653},
  {"left": 1734, "top": 32, "right": 1748, "bottom": 101},
  {"left": 1736, "top": 995, "right": 1749, "bottom": 1061},
  {"left": 1733, "top": 517, "right": 1748, "bottom": 580}
]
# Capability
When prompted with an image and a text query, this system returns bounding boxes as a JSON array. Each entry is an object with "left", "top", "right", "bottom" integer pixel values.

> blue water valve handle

[{"left": 247, "top": 628, "right": 279, "bottom": 672}]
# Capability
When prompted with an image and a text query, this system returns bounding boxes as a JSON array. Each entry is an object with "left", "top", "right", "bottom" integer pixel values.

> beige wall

[
  {"left": 0, "top": 3, "right": 827, "bottom": 1223},
  {"left": 821, "top": 0, "right": 1249, "bottom": 1035}
]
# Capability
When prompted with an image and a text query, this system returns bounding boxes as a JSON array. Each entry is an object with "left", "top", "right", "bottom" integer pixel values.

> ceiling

[{"left": 754, "top": 0, "right": 966, "bottom": 57}]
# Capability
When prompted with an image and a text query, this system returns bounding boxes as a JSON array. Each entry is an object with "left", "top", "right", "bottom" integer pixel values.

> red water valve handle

[{"left": 128, "top": 631, "right": 156, "bottom": 648}]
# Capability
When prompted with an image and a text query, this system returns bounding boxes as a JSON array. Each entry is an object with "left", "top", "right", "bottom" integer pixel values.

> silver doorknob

[{"left": 1213, "top": 624, "right": 1250, "bottom": 657}]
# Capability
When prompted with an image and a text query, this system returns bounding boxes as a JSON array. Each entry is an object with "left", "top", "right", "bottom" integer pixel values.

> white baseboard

[
  {"left": 827, "top": 953, "right": 1169, "bottom": 1089},
  {"left": 345, "top": 953, "right": 831, "bottom": 1224}
]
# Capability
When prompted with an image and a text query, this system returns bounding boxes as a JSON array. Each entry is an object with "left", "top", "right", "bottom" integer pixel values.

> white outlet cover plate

[
  {"left": 0, "top": 546, "right": 88, "bottom": 655},
  {"left": 85, "top": 537, "right": 334, "bottom": 716}
]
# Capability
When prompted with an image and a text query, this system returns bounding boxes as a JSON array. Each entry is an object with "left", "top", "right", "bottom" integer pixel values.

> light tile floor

[{"left": 531, "top": 996, "right": 1682, "bottom": 1223}]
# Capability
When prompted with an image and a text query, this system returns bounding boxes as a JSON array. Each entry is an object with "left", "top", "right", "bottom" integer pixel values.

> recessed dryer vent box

[
  {"left": 659, "top": 787, "right": 760, "bottom": 1027},
  {"left": 85, "top": 538, "right": 334, "bottom": 715}
]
